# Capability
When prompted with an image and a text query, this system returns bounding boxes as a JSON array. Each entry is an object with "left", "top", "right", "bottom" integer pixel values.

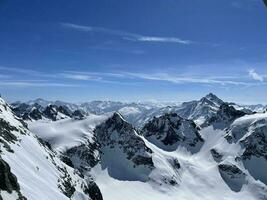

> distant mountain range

[{"left": 11, "top": 93, "right": 267, "bottom": 127}]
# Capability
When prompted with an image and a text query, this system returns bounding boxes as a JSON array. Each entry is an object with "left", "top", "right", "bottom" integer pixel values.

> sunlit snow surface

[
  {"left": 90, "top": 126, "right": 264, "bottom": 200},
  {"left": 28, "top": 114, "right": 109, "bottom": 152},
  {"left": 0, "top": 98, "right": 92, "bottom": 200},
  {"left": 27, "top": 111, "right": 266, "bottom": 200}
]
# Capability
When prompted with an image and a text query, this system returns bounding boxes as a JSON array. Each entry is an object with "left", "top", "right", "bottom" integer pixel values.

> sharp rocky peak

[
  {"left": 94, "top": 112, "right": 154, "bottom": 181},
  {"left": 142, "top": 112, "right": 203, "bottom": 152},
  {"left": 201, "top": 93, "right": 224, "bottom": 105}
]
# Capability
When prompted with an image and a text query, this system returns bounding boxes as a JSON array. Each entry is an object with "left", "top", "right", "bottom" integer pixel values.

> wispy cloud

[
  {"left": 61, "top": 23, "right": 192, "bottom": 45},
  {"left": 135, "top": 36, "right": 192, "bottom": 44},
  {"left": 123, "top": 72, "right": 251, "bottom": 86},
  {"left": 248, "top": 69, "right": 264, "bottom": 82},
  {"left": 0, "top": 81, "right": 78, "bottom": 87},
  {"left": 60, "top": 73, "right": 102, "bottom": 81},
  {"left": 1, "top": 65, "right": 266, "bottom": 88}
]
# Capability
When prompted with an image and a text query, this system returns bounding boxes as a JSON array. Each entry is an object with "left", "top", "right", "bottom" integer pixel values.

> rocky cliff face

[
  {"left": 141, "top": 113, "right": 204, "bottom": 152},
  {"left": 94, "top": 112, "right": 154, "bottom": 181},
  {"left": 204, "top": 103, "right": 246, "bottom": 128},
  {"left": 225, "top": 113, "right": 267, "bottom": 185}
]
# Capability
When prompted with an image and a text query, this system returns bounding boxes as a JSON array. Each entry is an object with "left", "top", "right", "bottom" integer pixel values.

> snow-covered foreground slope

[{"left": 0, "top": 97, "right": 102, "bottom": 200}]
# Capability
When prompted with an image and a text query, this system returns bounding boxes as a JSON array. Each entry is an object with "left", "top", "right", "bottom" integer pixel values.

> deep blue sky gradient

[{"left": 0, "top": 0, "right": 267, "bottom": 103}]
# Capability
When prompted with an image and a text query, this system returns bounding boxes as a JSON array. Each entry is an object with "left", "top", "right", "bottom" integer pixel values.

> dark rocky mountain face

[
  {"left": 11, "top": 103, "right": 31, "bottom": 119},
  {"left": 0, "top": 157, "right": 26, "bottom": 200},
  {"left": 71, "top": 110, "right": 85, "bottom": 120},
  {"left": 57, "top": 105, "right": 72, "bottom": 117},
  {"left": 94, "top": 112, "right": 154, "bottom": 181},
  {"left": 141, "top": 113, "right": 204, "bottom": 152},
  {"left": 225, "top": 115, "right": 267, "bottom": 185},
  {"left": 63, "top": 139, "right": 100, "bottom": 172},
  {"left": 204, "top": 103, "right": 246, "bottom": 128},
  {"left": 43, "top": 105, "right": 62, "bottom": 121},
  {"left": 12, "top": 102, "right": 85, "bottom": 121},
  {"left": 218, "top": 163, "right": 247, "bottom": 192},
  {"left": 27, "top": 107, "right": 43, "bottom": 121}
]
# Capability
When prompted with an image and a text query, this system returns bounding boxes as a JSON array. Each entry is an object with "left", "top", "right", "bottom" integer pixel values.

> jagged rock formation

[
  {"left": 94, "top": 112, "right": 154, "bottom": 181},
  {"left": 141, "top": 113, "right": 204, "bottom": 152},
  {"left": 71, "top": 110, "right": 85, "bottom": 120},
  {"left": 204, "top": 103, "right": 246, "bottom": 128},
  {"left": 225, "top": 113, "right": 267, "bottom": 185},
  {"left": 64, "top": 139, "right": 100, "bottom": 172},
  {"left": 218, "top": 163, "right": 247, "bottom": 192},
  {"left": 0, "top": 157, "right": 26, "bottom": 200}
]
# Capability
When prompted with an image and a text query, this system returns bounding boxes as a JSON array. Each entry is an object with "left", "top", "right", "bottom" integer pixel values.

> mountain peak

[
  {"left": 201, "top": 93, "right": 224, "bottom": 105},
  {"left": 111, "top": 112, "right": 125, "bottom": 123},
  {"left": 205, "top": 93, "right": 219, "bottom": 100}
]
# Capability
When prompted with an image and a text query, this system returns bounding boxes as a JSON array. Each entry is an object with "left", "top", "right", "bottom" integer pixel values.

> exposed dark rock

[
  {"left": 65, "top": 140, "right": 100, "bottom": 171},
  {"left": 0, "top": 119, "right": 20, "bottom": 144},
  {"left": 95, "top": 112, "right": 154, "bottom": 169},
  {"left": 60, "top": 155, "right": 74, "bottom": 168},
  {"left": 218, "top": 163, "right": 246, "bottom": 192},
  {"left": 58, "top": 167, "right": 76, "bottom": 198},
  {"left": 11, "top": 103, "right": 30, "bottom": 119},
  {"left": 141, "top": 113, "right": 203, "bottom": 152},
  {"left": 43, "top": 105, "right": 59, "bottom": 121},
  {"left": 210, "top": 148, "right": 223, "bottom": 162},
  {"left": 204, "top": 103, "right": 246, "bottom": 128},
  {"left": 71, "top": 110, "right": 85, "bottom": 120},
  {"left": 28, "top": 108, "right": 43, "bottom": 120},
  {"left": 240, "top": 123, "right": 267, "bottom": 160},
  {"left": 58, "top": 106, "right": 72, "bottom": 117},
  {"left": 0, "top": 157, "right": 26, "bottom": 199},
  {"left": 84, "top": 180, "right": 103, "bottom": 200}
]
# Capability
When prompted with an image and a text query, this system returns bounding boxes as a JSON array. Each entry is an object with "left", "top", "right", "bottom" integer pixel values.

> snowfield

[
  {"left": 90, "top": 126, "right": 266, "bottom": 200},
  {"left": 28, "top": 114, "right": 109, "bottom": 152}
]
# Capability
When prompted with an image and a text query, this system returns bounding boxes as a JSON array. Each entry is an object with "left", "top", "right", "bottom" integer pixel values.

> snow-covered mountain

[
  {"left": 141, "top": 113, "right": 204, "bottom": 152},
  {"left": 12, "top": 93, "right": 257, "bottom": 127},
  {"left": 0, "top": 97, "right": 102, "bottom": 200},
  {"left": 2, "top": 93, "right": 267, "bottom": 200}
]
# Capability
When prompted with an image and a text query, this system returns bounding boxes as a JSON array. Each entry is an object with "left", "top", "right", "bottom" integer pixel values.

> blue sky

[{"left": 0, "top": 0, "right": 267, "bottom": 104}]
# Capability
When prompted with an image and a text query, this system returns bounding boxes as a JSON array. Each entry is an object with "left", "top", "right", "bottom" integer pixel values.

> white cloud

[
  {"left": 248, "top": 69, "right": 264, "bottom": 82},
  {"left": 123, "top": 72, "right": 253, "bottom": 86},
  {"left": 61, "top": 23, "right": 192, "bottom": 45},
  {"left": 137, "top": 36, "right": 192, "bottom": 44},
  {"left": 60, "top": 73, "right": 102, "bottom": 81}
]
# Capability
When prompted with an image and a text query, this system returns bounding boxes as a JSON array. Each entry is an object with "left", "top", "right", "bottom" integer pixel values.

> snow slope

[
  {"left": 91, "top": 126, "right": 267, "bottom": 200},
  {"left": 28, "top": 109, "right": 267, "bottom": 200},
  {"left": 28, "top": 114, "right": 109, "bottom": 152},
  {"left": 0, "top": 97, "right": 101, "bottom": 200}
]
